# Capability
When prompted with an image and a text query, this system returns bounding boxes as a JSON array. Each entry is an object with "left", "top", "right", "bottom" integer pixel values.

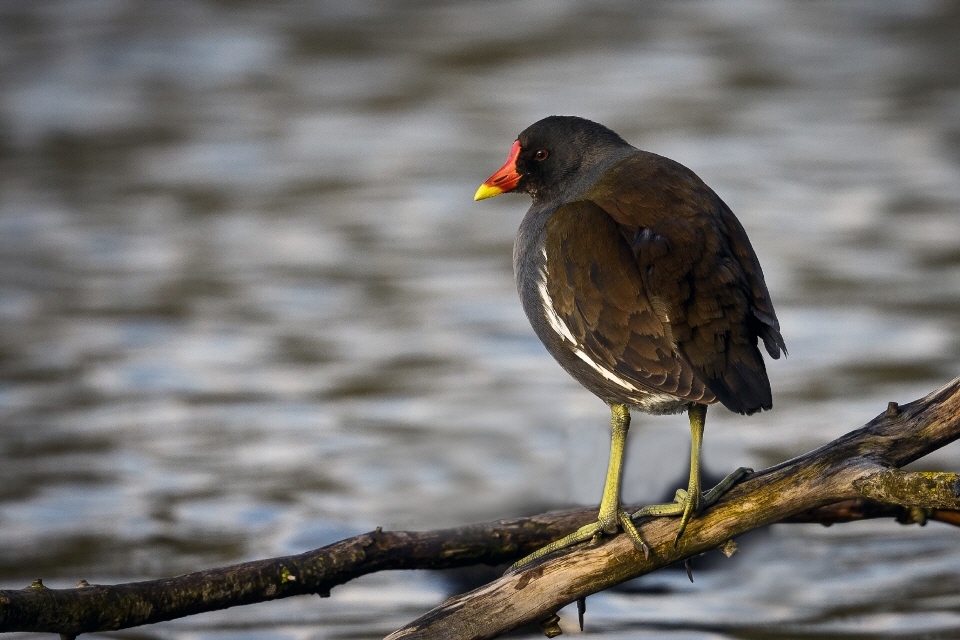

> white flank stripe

[
  {"left": 537, "top": 278, "right": 577, "bottom": 344},
  {"left": 538, "top": 248, "right": 638, "bottom": 393},
  {"left": 574, "top": 348, "right": 639, "bottom": 391},
  {"left": 538, "top": 249, "right": 577, "bottom": 344}
]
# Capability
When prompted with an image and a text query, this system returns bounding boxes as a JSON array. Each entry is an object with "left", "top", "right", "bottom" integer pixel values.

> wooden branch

[
  {"left": 1, "top": 377, "right": 958, "bottom": 638},
  {"left": 0, "top": 514, "right": 595, "bottom": 636},
  {"left": 387, "top": 377, "right": 960, "bottom": 639}
]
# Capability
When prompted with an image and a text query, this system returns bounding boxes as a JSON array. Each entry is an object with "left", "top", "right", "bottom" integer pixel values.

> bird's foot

[
  {"left": 630, "top": 467, "right": 752, "bottom": 543},
  {"left": 507, "top": 507, "right": 649, "bottom": 574}
]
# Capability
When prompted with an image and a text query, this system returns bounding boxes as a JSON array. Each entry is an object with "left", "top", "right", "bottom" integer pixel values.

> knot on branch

[
  {"left": 855, "top": 469, "right": 960, "bottom": 510},
  {"left": 896, "top": 507, "right": 930, "bottom": 526},
  {"left": 538, "top": 614, "right": 562, "bottom": 638}
]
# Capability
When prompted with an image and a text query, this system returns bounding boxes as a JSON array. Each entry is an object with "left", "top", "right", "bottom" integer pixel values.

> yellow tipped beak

[
  {"left": 474, "top": 183, "right": 504, "bottom": 201},
  {"left": 475, "top": 140, "right": 522, "bottom": 202}
]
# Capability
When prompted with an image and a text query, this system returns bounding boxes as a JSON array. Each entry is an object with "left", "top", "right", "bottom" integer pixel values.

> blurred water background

[{"left": 1, "top": 1, "right": 959, "bottom": 638}]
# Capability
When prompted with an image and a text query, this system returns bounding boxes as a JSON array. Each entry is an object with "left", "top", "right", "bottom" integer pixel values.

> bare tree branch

[
  {"left": 0, "top": 514, "right": 593, "bottom": 636},
  {"left": 386, "top": 378, "right": 960, "bottom": 639},
  {"left": 1, "top": 377, "right": 958, "bottom": 638}
]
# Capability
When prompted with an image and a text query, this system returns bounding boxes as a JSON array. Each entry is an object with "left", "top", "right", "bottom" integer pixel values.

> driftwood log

[{"left": 2, "top": 377, "right": 959, "bottom": 639}]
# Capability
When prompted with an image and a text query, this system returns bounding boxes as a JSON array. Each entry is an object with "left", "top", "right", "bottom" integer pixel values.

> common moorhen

[{"left": 475, "top": 116, "right": 785, "bottom": 569}]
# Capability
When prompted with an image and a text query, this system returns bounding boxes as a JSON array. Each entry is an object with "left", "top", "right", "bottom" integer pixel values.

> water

[{"left": 1, "top": 1, "right": 959, "bottom": 638}]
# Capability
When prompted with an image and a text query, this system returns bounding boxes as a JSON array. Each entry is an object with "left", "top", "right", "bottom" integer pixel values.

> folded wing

[{"left": 547, "top": 152, "right": 785, "bottom": 415}]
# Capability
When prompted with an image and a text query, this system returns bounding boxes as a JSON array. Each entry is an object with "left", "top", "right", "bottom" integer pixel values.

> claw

[{"left": 674, "top": 498, "right": 697, "bottom": 545}]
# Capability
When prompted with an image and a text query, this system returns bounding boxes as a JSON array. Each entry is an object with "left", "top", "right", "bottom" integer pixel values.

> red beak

[{"left": 474, "top": 140, "right": 522, "bottom": 201}]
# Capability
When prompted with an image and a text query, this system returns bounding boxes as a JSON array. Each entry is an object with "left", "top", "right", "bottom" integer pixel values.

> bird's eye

[{"left": 534, "top": 149, "right": 549, "bottom": 161}]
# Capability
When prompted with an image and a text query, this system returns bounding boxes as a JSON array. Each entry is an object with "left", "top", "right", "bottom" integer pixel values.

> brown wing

[
  {"left": 544, "top": 200, "right": 715, "bottom": 406},
  {"left": 585, "top": 151, "right": 786, "bottom": 415}
]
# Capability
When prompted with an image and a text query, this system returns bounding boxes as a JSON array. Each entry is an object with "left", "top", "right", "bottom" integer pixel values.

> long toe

[
  {"left": 618, "top": 509, "right": 649, "bottom": 558},
  {"left": 629, "top": 489, "right": 689, "bottom": 520},
  {"left": 507, "top": 520, "right": 604, "bottom": 573}
]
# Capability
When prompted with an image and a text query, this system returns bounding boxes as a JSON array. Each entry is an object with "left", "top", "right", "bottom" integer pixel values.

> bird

[{"left": 474, "top": 116, "right": 786, "bottom": 570}]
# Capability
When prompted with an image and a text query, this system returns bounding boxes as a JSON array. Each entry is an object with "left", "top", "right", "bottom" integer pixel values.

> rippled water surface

[{"left": 1, "top": 1, "right": 960, "bottom": 638}]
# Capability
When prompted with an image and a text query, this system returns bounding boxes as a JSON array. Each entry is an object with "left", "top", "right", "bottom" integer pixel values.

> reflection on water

[{"left": 1, "top": 1, "right": 959, "bottom": 638}]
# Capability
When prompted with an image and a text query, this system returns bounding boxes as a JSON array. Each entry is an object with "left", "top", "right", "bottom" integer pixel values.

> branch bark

[{"left": 1, "top": 377, "right": 958, "bottom": 639}]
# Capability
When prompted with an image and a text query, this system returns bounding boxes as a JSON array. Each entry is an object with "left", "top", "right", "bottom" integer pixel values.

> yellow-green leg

[
  {"left": 631, "top": 403, "right": 751, "bottom": 543},
  {"left": 508, "top": 404, "right": 648, "bottom": 572}
]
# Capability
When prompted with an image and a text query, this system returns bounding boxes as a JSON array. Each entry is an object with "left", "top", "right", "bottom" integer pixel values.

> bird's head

[{"left": 474, "top": 116, "right": 632, "bottom": 204}]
